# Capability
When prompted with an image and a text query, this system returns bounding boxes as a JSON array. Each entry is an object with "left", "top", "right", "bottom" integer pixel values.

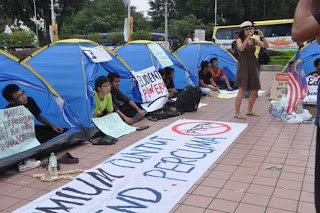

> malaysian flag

[{"left": 287, "top": 51, "right": 308, "bottom": 113}]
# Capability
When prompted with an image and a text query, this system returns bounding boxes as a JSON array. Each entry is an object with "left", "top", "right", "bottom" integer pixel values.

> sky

[{"left": 131, "top": 0, "right": 150, "bottom": 17}]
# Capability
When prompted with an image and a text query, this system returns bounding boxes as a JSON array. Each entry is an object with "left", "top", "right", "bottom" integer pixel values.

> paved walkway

[{"left": 0, "top": 71, "right": 316, "bottom": 213}]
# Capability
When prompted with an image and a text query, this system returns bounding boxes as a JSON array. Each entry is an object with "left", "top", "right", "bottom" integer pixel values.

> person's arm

[
  {"left": 209, "top": 78, "right": 219, "bottom": 91},
  {"left": 115, "top": 109, "right": 133, "bottom": 125},
  {"left": 236, "top": 37, "right": 251, "bottom": 52},
  {"left": 292, "top": 0, "right": 320, "bottom": 42},
  {"left": 254, "top": 31, "right": 268, "bottom": 48},
  {"left": 222, "top": 76, "right": 233, "bottom": 90},
  {"left": 129, "top": 100, "right": 145, "bottom": 119},
  {"left": 35, "top": 114, "right": 64, "bottom": 133}
]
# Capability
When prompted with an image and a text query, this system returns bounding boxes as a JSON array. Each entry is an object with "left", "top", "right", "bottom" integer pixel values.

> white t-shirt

[{"left": 187, "top": 37, "right": 199, "bottom": 43}]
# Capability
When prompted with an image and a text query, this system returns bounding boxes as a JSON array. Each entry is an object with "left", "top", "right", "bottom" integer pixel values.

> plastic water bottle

[
  {"left": 281, "top": 109, "right": 287, "bottom": 122},
  {"left": 271, "top": 104, "right": 277, "bottom": 119},
  {"left": 296, "top": 100, "right": 303, "bottom": 114},
  {"left": 48, "top": 152, "right": 58, "bottom": 180}
]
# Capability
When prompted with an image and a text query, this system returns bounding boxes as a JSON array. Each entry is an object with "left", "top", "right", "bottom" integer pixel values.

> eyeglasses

[{"left": 13, "top": 91, "right": 26, "bottom": 101}]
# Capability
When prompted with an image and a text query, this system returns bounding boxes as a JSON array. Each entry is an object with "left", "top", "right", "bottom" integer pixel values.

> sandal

[
  {"left": 234, "top": 115, "right": 246, "bottom": 120},
  {"left": 147, "top": 116, "right": 158, "bottom": 122},
  {"left": 246, "top": 113, "right": 260, "bottom": 117}
]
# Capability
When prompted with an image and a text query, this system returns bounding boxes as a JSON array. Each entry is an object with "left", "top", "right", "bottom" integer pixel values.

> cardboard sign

[
  {"left": 195, "top": 29, "right": 205, "bottom": 41},
  {"left": 0, "top": 106, "right": 40, "bottom": 159},
  {"left": 80, "top": 46, "right": 113, "bottom": 63},
  {"left": 270, "top": 73, "right": 289, "bottom": 100},
  {"left": 92, "top": 113, "right": 136, "bottom": 138},
  {"left": 303, "top": 75, "right": 320, "bottom": 104},
  {"left": 147, "top": 42, "right": 173, "bottom": 68},
  {"left": 15, "top": 119, "right": 247, "bottom": 213},
  {"left": 132, "top": 66, "right": 169, "bottom": 112}
]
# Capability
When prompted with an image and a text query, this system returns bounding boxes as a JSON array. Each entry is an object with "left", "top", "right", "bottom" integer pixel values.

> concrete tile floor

[{"left": 0, "top": 72, "right": 316, "bottom": 212}]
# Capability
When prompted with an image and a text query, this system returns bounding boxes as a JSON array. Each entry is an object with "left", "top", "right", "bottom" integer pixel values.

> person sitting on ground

[
  {"left": 107, "top": 73, "right": 145, "bottom": 124},
  {"left": 2, "top": 84, "right": 64, "bottom": 144},
  {"left": 210, "top": 58, "right": 233, "bottom": 91},
  {"left": 93, "top": 76, "right": 114, "bottom": 118},
  {"left": 308, "top": 58, "right": 320, "bottom": 77},
  {"left": 288, "top": 61, "right": 294, "bottom": 72},
  {"left": 159, "top": 69, "right": 166, "bottom": 80},
  {"left": 164, "top": 67, "right": 178, "bottom": 98},
  {"left": 199, "top": 61, "right": 219, "bottom": 97},
  {"left": 184, "top": 32, "right": 199, "bottom": 44}
]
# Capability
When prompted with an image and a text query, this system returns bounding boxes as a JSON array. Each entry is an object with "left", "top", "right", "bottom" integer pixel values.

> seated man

[
  {"left": 308, "top": 58, "right": 320, "bottom": 77},
  {"left": 210, "top": 58, "right": 233, "bottom": 91},
  {"left": 164, "top": 67, "right": 178, "bottom": 98},
  {"left": 2, "top": 84, "right": 64, "bottom": 144},
  {"left": 93, "top": 76, "right": 114, "bottom": 117},
  {"left": 107, "top": 73, "right": 145, "bottom": 124},
  {"left": 199, "top": 61, "right": 219, "bottom": 97}
]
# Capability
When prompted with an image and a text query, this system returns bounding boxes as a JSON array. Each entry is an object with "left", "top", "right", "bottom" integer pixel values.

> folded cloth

[{"left": 57, "top": 152, "right": 79, "bottom": 164}]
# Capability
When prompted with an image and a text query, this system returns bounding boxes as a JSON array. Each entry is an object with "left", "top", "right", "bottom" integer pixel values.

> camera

[{"left": 254, "top": 30, "right": 259, "bottom": 35}]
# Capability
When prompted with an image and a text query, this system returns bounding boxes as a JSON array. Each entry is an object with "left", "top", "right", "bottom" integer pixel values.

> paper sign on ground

[
  {"left": 0, "top": 106, "right": 40, "bottom": 159},
  {"left": 303, "top": 75, "right": 319, "bottom": 104},
  {"left": 147, "top": 42, "right": 173, "bottom": 67},
  {"left": 15, "top": 119, "right": 247, "bottom": 213},
  {"left": 132, "top": 66, "right": 169, "bottom": 112},
  {"left": 270, "top": 73, "right": 289, "bottom": 100},
  {"left": 80, "top": 46, "right": 113, "bottom": 63},
  {"left": 92, "top": 113, "right": 136, "bottom": 138}
]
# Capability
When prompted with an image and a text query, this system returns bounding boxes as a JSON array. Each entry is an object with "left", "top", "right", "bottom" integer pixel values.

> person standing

[
  {"left": 184, "top": 32, "right": 199, "bottom": 44},
  {"left": 234, "top": 21, "right": 268, "bottom": 119},
  {"left": 292, "top": 1, "right": 320, "bottom": 212}
]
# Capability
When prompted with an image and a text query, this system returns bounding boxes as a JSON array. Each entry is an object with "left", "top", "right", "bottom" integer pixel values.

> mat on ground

[{"left": 14, "top": 119, "right": 247, "bottom": 213}]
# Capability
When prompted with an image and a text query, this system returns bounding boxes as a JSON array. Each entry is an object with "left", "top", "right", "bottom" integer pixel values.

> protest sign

[
  {"left": 132, "top": 66, "right": 168, "bottom": 112},
  {"left": 0, "top": 106, "right": 40, "bottom": 159},
  {"left": 92, "top": 113, "right": 136, "bottom": 138},
  {"left": 147, "top": 42, "right": 173, "bottom": 67},
  {"left": 270, "top": 73, "right": 289, "bottom": 100},
  {"left": 80, "top": 46, "right": 113, "bottom": 63},
  {"left": 303, "top": 75, "right": 320, "bottom": 104},
  {"left": 15, "top": 119, "right": 247, "bottom": 213}
]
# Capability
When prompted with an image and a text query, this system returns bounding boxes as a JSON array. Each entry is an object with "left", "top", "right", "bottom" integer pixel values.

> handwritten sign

[
  {"left": 0, "top": 106, "right": 40, "bottom": 159},
  {"left": 132, "top": 66, "right": 169, "bottom": 112},
  {"left": 92, "top": 113, "right": 136, "bottom": 138},
  {"left": 80, "top": 45, "right": 113, "bottom": 63},
  {"left": 147, "top": 42, "right": 173, "bottom": 67},
  {"left": 270, "top": 73, "right": 289, "bottom": 100},
  {"left": 303, "top": 75, "right": 320, "bottom": 104},
  {"left": 14, "top": 119, "right": 247, "bottom": 213}
]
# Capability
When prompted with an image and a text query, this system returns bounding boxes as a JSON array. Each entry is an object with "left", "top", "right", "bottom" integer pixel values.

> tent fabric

[
  {"left": 174, "top": 41, "right": 238, "bottom": 86},
  {"left": 0, "top": 50, "right": 85, "bottom": 172},
  {"left": 115, "top": 40, "right": 196, "bottom": 91},
  {"left": 23, "top": 39, "right": 132, "bottom": 128},
  {"left": 282, "top": 41, "right": 320, "bottom": 75}
]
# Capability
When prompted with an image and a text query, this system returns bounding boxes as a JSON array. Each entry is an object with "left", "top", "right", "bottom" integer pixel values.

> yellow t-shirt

[
  {"left": 93, "top": 91, "right": 114, "bottom": 117},
  {"left": 251, "top": 34, "right": 261, "bottom": 58}
]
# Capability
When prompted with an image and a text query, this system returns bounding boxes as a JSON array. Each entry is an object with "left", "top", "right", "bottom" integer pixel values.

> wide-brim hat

[{"left": 240, "top": 21, "right": 254, "bottom": 30}]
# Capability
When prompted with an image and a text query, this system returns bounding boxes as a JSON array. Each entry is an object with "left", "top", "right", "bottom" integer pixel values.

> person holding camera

[{"left": 234, "top": 21, "right": 268, "bottom": 119}]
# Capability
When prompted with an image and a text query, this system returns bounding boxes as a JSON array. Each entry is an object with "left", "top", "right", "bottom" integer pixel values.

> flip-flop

[
  {"left": 246, "top": 113, "right": 260, "bottom": 117},
  {"left": 234, "top": 115, "right": 246, "bottom": 120}
]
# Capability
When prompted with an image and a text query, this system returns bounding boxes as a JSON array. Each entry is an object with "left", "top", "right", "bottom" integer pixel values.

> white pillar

[
  {"left": 215, "top": 0, "right": 217, "bottom": 27},
  {"left": 165, "top": 0, "right": 168, "bottom": 44},
  {"left": 32, "top": 0, "right": 39, "bottom": 46}
]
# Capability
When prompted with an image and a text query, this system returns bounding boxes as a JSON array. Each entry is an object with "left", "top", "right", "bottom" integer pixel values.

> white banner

[
  {"left": 92, "top": 113, "right": 136, "bottom": 138},
  {"left": 147, "top": 42, "right": 173, "bottom": 68},
  {"left": 303, "top": 75, "right": 319, "bottom": 104},
  {"left": 15, "top": 119, "right": 247, "bottom": 213},
  {"left": 80, "top": 46, "right": 113, "bottom": 63},
  {"left": 132, "top": 66, "right": 168, "bottom": 112},
  {"left": 0, "top": 106, "right": 40, "bottom": 159}
]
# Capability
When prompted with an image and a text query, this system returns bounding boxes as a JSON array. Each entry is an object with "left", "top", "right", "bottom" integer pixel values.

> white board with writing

[
  {"left": 92, "top": 113, "right": 136, "bottom": 138},
  {"left": 132, "top": 66, "right": 169, "bottom": 112},
  {"left": 0, "top": 106, "right": 40, "bottom": 159},
  {"left": 147, "top": 42, "right": 173, "bottom": 68},
  {"left": 80, "top": 45, "right": 113, "bottom": 63},
  {"left": 303, "top": 75, "right": 320, "bottom": 104}
]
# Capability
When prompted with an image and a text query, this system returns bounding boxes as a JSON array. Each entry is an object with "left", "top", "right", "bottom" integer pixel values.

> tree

[
  {"left": 133, "top": 30, "right": 152, "bottom": 40},
  {"left": 89, "top": 33, "right": 103, "bottom": 44},
  {"left": 148, "top": 0, "right": 176, "bottom": 29},
  {"left": 10, "top": 30, "right": 35, "bottom": 48}
]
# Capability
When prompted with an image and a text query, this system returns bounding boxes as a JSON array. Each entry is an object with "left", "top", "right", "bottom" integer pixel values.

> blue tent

[
  {"left": 0, "top": 50, "right": 84, "bottom": 172},
  {"left": 174, "top": 41, "right": 238, "bottom": 85},
  {"left": 115, "top": 40, "right": 196, "bottom": 93},
  {"left": 282, "top": 41, "right": 320, "bottom": 75},
  {"left": 24, "top": 39, "right": 132, "bottom": 130}
]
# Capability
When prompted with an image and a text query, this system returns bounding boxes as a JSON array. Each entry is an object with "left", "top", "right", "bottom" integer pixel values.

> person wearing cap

[
  {"left": 234, "top": 21, "right": 268, "bottom": 119},
  {"left": 292, "top": 1, "right": 320, "bottom": 212}
]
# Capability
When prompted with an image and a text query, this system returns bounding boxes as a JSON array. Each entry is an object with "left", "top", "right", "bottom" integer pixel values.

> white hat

[{"left": 240, "top": 21, "right": 253, "bottom": 29}]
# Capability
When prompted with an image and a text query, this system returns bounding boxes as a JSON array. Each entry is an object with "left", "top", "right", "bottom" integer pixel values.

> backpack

[
  {"left": 147, "top": 107, "right": 181, "bottom": 121},
  {"left": 258, "top": 48, "right": 270, "bottom": 65},
  {"left": 176, "top": 85, "right": 201, "bottom": 112}
]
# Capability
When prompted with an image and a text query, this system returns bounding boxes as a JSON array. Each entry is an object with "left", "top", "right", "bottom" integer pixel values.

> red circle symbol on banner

[{"left": 171, "top": 122, "right": 231, "bottom": 136}]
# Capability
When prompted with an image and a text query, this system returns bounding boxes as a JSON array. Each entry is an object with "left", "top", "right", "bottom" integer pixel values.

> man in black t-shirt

[
  {"left": 164, "top": 67, "right": 178, "bottom": 98},
  {"left": 2, "top": 84, "right": 64, "bottom": 143},
  {"left": 198, "top": 61, "right": 219, "bottom": 97}
]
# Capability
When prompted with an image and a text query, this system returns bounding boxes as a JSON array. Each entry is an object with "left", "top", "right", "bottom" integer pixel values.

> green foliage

[
  {"left": 10, "top": 30, "right": 35, "bottom": 48},
  {"left": 270, "top": 54, "right": 294, "bottom": 66},
  {"left": 0, "top": 33, "right": 11, "bottom": 47},
  {"left": 89, "top": 33, "right": 103, "bottom": 44},
  {"left": 107, "top": 32, "right": 124, "bottom": 46},
  {"left": 133, "top": 30, "right": 152, "bottom": 40}
]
